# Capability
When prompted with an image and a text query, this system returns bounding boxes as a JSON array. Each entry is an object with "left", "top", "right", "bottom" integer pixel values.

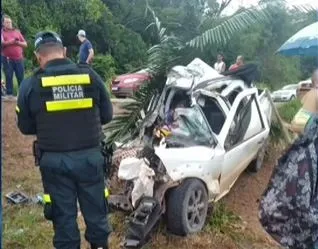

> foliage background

[
  {"left": 1, "top": 1, "right": 317, "bottom": 248},
  {"left": 2, "top": 0, "right": 317, "bottom": 88}
]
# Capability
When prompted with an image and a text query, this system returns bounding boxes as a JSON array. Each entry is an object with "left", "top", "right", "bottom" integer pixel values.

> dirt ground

[{"left": 2, "top": 100, "right": 282, "bottom": 249}]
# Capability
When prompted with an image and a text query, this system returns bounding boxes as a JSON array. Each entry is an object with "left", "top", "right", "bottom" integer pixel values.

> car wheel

[
  {"left": 247, "top": 138, "right": 269, "bottom": 173},
  {"left": 289, "top": 95, "right": 296, "bottom": 101},
  {"left": 166, "top": 179, "right": 208, "bottom": 236}
]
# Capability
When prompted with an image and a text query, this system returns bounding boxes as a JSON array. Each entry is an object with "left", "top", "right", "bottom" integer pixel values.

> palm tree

[{"left": 105, "top": 0, "right": 312, "bottom": 145}]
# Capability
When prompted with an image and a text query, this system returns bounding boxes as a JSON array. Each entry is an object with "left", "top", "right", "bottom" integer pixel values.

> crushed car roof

[
  {"left": 166, "top": 58, "right": 223, "bottom": 90},
  {"left": 166, "top": 58, "right": 259, "bottom": 90}
]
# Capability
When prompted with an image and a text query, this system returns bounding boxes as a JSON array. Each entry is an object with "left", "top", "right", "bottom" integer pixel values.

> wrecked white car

[{"left": 108, "top": 58, "right": 272, "bottom": 248}]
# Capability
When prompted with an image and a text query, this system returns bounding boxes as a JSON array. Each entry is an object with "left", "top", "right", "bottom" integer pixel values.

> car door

[{"left": 217, "top": 88, "right": 268, "bottom": 196}]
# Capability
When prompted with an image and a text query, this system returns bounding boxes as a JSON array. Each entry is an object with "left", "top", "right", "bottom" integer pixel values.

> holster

[
  {"left": 32, "top": 140, "right": 42, "bottom": 166},
  {"left": 101, "top": 141, "right": 113, "bottom": 177}
]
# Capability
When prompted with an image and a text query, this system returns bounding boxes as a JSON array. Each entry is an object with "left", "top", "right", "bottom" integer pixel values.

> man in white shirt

[{"left": 214, "top": 53, "right": 226, "bottom": 73}]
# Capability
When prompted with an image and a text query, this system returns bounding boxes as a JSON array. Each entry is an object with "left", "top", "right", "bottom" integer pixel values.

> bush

[
  {"left": 24, "top": 59, "right": 34, "bottom": 73},
  {"left": 269, "top": 100, "right": 301, "bottom": 144},
  {"left": 269, "top": 99, "right": 301, "bottom": 144},
  {"left": 277, "top": 99, "right": 302, "bottom": 123},
  {"left": 260, "top": 56, "right": 301, "bottom": 91},
  {"left": 108, "top": 24, "right": 147, "bottom": 74},
  {"left": 92, "top": 54, "right": 117, "bottom": 92},
  {"left": 93, "top": 54, "right": 116, "bottom": 80}
]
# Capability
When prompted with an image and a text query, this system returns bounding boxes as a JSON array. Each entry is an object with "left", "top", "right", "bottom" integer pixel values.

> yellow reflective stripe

[
  {"left": 43, "top": 194, "right": 51, "bottom": 203},
  {"left": 46, "top": 98, "right": 93, "bottom": 112},
  {"left": 104, "top": 188, "right": 110, "bottom": 198},
  {"left": 15, "top": 106, "right": 20, "bottom": 113},
  {"left": 41, "top": 74, "right": 91, "bottom": 87}
]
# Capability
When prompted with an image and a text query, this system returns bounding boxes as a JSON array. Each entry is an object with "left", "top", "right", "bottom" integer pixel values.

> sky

[{"left": 223, "top": 0, "right": 318, "bottom": 15}]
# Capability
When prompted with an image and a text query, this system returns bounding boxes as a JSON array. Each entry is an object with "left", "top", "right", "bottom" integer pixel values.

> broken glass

[{"left": 166, "top": 106, "right": 214, "bottom": 147}]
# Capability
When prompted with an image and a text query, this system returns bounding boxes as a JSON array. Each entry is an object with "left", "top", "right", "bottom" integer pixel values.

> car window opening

[
  {"left": 198, "top": 96, "right": 226, "bottom": 134},
  {"left": 226, "top": 87, "right": 243, "bottom": 105},
  {"left": 225, "top": 96, "right": 253, "bottom": 149}
]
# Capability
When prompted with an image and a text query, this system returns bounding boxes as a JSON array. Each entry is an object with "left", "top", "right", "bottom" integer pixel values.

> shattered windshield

[{"left": 167, "top": 106, "right": 214, "bottom": 146}]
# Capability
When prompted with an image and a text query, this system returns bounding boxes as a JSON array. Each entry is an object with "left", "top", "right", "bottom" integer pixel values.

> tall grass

[
  {"left": 206, "top": 202, "right": 242, "bottom": 238},
  {"left": 277, "top": 99, "right": 302, "bottom": 123},
  {"left": 270, "top": 99, "right": 302, "bottom": 143}
]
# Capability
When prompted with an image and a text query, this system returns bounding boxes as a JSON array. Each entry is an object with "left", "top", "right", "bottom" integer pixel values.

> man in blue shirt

[{"left": 77, "top": 30, "right": 94, "bottom": 64}]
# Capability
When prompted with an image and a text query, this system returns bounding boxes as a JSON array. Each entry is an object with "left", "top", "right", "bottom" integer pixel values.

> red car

[{"left": 111, "top": 69, "right": 151, "bottom": 97}]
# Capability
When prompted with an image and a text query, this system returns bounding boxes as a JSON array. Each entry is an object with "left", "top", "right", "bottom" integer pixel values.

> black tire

[
  {"left": 289, "top": 95, "right": 296, "bottom": 101},
  {"left": 247, "top": 138, "right": 269, "bottom": 173},
  {"left": 166, "top": 179, "right": 208, "bottom": 236}
]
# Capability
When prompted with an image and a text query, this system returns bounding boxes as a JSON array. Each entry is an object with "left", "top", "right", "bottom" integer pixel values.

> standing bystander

[
  {"left": 229, "top": 55, "right": 244, "bottom": 71},
  {"left": 214, "top": 53, "right": 226, "bottom": 73},
  {"left": 1, "top": 15, "right": 27, "bottom": 99},
  {"left": 77, "top": 29, "right": 94, "bottom": 65}
]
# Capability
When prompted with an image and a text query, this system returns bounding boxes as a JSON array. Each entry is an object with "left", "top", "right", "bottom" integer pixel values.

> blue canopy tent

[{"left": 277, "top": 21, "right": 318, "bottom": 57}]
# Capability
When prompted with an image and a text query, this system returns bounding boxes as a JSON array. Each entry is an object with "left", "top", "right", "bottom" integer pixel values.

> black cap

[{"left": 34, "top": 31, "right": 63, "bottom": 51}]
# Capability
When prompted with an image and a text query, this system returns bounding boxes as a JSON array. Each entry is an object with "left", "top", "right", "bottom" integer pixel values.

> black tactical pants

[{"left": 39, "top": 147, "right": 111, "bottom": 249}]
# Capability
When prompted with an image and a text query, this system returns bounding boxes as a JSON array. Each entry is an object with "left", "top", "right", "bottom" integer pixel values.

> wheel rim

[{"left": 187, "top": 189, "right": 206, "bottom": 229}]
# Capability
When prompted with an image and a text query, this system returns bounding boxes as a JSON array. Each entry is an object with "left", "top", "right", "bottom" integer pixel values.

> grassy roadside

[
  {"left": 277, "top": 99, "right": 302, "bottom": 123},
  {"left": 2, "top": 181, "right": 263, "bottom": 249},
  {"left": 2, "top": 149, "right": 283, "bottom": 249}
]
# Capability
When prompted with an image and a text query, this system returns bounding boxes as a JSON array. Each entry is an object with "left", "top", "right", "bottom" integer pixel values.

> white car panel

[
  {"left": 217, "top": 90, "right": 267, "bottom": 195},
  {"left": 154, "top": 86, "right": 270, "bottom": 201},
  {"left": 218, "top": 88, "right": 258, "bottom": 146},
  {"left": 155, "top": 145, "right": 224, "bottom": 199},
  {"left": 243, "top": 100, "right": 266, "bottom": 140},
  {"left": 114, "top": 58, "right": 273, "bottom": 206}
]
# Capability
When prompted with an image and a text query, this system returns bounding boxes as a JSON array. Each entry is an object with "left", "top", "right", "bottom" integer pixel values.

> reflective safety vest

[{"left": 33, "top": 63, "right": 103, "bottom": 152}]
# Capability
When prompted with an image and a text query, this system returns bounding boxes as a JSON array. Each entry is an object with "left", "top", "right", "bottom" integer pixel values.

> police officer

[{"left": 16, "top": 31, "right": 113, "bottom": 249}]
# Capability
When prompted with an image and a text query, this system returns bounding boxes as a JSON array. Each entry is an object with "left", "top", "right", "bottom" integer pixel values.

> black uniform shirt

[{"left": 16, "top": 58, "right": 113, "bottom": 136}]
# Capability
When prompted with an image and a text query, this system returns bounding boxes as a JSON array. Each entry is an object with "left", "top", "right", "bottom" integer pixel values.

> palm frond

[
  {"left": 106, "top": 5, "right": 185, "bottom": 145},
  {"left": 187, "top": 1, "right": 314, "bottom": 51},
  {"left": 105, "top": 79, "right": 162, "bottom": 145},
  {"left": 287, "top": 3, "right": 317, "bottom": 16},
  {"left": 145, "top": 3, "right": 185, "bottom": 76},
  {"left": 187, "top": 6, "right": 270, "bottom": 50}
]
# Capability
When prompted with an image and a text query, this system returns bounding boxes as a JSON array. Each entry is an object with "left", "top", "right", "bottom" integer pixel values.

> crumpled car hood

[{"left": 154, "top": 146, "right": 216, "bottom": 181}]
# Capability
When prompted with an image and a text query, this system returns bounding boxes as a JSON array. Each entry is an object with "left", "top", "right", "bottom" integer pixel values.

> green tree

[
  {"left": 2, "top": 0, "right": 148, "bottom": 75},
  {"left": 223, "top": 3, "right": 316, "bottom": 89},
  {"left": 2, "top": 0, "right": 315, "bottom": 88},
  {"left": 106, "top": 2, "right": 295, "bottom": 144}
]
